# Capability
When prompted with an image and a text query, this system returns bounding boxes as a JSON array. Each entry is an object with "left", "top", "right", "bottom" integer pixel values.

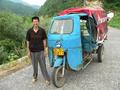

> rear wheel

[
  {"left": 97, "top": 44, "right": 104, "bottom": 62},
  {"left": 52, "top": 66, "right": 66, "bottom": 88}
]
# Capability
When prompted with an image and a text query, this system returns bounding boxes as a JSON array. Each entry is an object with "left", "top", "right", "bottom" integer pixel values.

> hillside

[
  {"left": 0, "top": 0, "right": 37, "bottom": 16},
  {"left": 38, "top": 0, "right": 120, "bottom": 15},
  {"left": 38, "top": 0, "right": 83, "bottom": 16},
  {"left": 9, "top": 0, "right": 40, "bottom": 9}
]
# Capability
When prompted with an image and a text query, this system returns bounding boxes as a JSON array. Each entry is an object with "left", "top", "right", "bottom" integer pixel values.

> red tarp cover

[{"left": 58, "top": 7, "right": 104, "bottom": 16}]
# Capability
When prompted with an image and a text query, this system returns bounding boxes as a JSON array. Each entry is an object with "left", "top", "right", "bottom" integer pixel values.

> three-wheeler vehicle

[{"left": 47, "top": 7, "right": 108, "bottom": 88}]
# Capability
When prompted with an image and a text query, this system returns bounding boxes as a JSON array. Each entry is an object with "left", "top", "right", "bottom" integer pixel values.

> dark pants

[{"left": 30, "top": 51, "right": 50, "bottom": 81}]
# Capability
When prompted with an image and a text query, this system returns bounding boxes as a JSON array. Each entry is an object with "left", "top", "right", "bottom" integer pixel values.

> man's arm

[
  {"left": 42, "top": 28, "right": 47, "bottom": 50},
  {"left": 43, "top": 39, "right": 48, "bottom": 57},
  {"left": 26, "top": 41, "right": 31, "bottom": 58},
  {"left": 42, "top": 28, "right": 47, "bottom": 56},
  {"left": 43, "top": 39, "right": 47, "bottom": 49},
  {"left": 26, "top": 29, "right": 31, "bottom": 58},
  {"left": 27, "top": 41, "right": 29, "bottom": 53}
]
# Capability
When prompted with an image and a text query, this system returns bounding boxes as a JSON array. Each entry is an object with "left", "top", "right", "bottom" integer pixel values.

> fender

[{"left": 53, "top": 57, "right": 63, "bottom": 68}]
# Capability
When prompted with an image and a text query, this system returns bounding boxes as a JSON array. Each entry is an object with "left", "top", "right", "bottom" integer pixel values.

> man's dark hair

[{"left": 32, "top": 16, "right": 39, "bottom": 22}]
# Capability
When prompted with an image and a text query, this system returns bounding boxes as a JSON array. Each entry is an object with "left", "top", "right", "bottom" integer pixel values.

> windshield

[{"left": 50, "top": 19, "right": 73, "bottom": 34}]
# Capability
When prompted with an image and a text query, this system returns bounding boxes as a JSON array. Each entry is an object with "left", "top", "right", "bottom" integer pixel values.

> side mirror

[{"left": 107, "top": 11, "right": 114, "bottom": 21}]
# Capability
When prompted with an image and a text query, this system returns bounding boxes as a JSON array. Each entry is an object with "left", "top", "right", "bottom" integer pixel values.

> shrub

[{"left": 0, "top": 46, "right": 8, "bottom": 65}]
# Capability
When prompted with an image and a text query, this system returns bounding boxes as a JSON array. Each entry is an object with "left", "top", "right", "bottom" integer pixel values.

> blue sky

[{"left": 22, "top": 0, "right": 46, "bottom": 6}]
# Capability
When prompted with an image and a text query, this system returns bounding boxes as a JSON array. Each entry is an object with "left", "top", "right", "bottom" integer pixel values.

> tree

[
  {"left": 0, "top": 12, "right": 29, "bottom": 65},
  {"left": 0, "top": 12, "right": 25, "bottom": 41}
]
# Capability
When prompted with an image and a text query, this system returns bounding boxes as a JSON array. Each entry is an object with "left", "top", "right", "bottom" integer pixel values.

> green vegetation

[
  {"left": 38, "top": 0, "right": 83, "bottom": 16},
  {"left": 0, "top": 12, "right": 31, "bottom": 65},
  {"left": 103, "top": 0, "right": 120, "bottom": 29},
  {"left": 103, "top": 0, "right": 120, "bottom": 11},
  {"left": 108, "top": 12, "right": 120, "bottom": 29},
  {"left": 0, "top": 0, "right": 37, "bottom": 16},
  {"left": 0, "top": 11, "right": 51, "bottom": 65},
  {"left": 0, "top": 0, "right": 40, "bottom": 65}
]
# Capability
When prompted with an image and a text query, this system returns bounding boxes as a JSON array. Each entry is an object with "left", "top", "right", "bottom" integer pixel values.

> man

[{"left": 26, "top": 16, "right": 50, "bottom": 85}]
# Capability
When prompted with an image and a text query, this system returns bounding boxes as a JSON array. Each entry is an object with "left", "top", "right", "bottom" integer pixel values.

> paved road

[{"left": 0, "top": 27, "right": 120, "bottom": 90}]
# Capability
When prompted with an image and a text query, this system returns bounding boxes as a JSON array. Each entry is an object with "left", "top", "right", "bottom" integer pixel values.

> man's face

[{"left": 32, "top": 19, "right": 39, "bottom": 27}]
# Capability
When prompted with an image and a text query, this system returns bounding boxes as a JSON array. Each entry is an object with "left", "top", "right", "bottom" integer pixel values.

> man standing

[{"left": 26, "top": 16, "right": 50, "bottom": 85}]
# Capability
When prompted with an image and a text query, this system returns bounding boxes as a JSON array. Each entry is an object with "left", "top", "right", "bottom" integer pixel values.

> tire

[
  {"left": 52, "top": 66, "right": 66, "bottom": 88},
  {"left": 97, "top": 44, "right": 104, "bottom": 63}
]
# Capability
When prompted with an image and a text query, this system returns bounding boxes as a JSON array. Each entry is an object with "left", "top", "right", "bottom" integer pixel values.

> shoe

[
  {"left": 45, "top": 80, "right": 50, "bottom": 85},
  {"left": 32, "top": 78, "right": 37, "bottom": 83}
]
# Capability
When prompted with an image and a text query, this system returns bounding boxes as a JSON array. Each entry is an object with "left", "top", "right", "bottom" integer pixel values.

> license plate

[{"left": 53, "top": 48, "right": 64, "bottom": 56}]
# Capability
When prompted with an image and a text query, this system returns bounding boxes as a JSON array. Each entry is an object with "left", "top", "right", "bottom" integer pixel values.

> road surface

[{"left": 0, "top": 27, "right": 120, "bottom": 90}]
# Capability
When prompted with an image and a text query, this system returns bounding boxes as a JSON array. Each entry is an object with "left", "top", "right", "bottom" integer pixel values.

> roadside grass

[{"left": 109, "top": 12, "right": 120, "bottom": 29}]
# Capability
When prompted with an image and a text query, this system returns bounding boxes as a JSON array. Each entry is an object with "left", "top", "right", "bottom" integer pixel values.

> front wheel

[
  {"left": 52, "top": 66, "right": 66, "bottom": 88},
  {"left": 97, "top": 44, "right": 104, "bottom": 63}
]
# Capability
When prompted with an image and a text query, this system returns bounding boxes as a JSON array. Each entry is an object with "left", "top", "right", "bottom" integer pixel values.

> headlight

[
  {"left": 56, "top": 44, "right": 61, "bottom": 48},
  {"left": 56, "top": 40, "right": 61, "bottom": 48}
]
